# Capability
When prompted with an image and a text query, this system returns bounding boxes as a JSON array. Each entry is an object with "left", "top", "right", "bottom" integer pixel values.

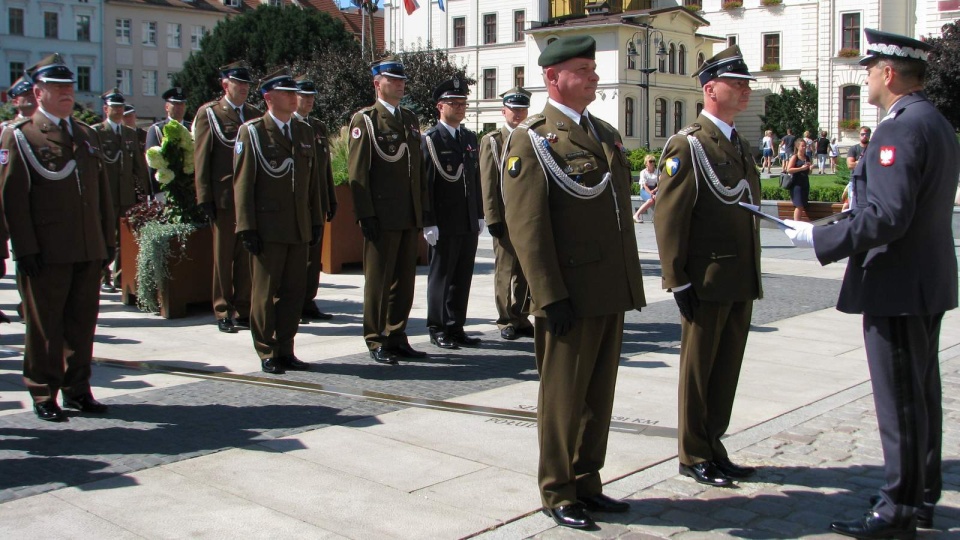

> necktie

[
  {"left": 282, "top": 123, "right": 290, "bottom": 141},
  {"left": 235, "top": 107, "right": 243, "bottom": 122},
  {"left": 731, "top": 128, "right": 744, "bottom": 160},
  {"left": 394, "top": 106, "right": 403, "bottom": 124},
  {"left": 115, "top": 124, "right": 120, "bottom": 136},
  {"left": 579, "top": 115, "right": 596, "bottom": 141},
  {"left": 455, "top": 128, "right": 461, "bottom": 144},
  {"left": 59, "top": 118, "right": 71, "bottom": 139}
]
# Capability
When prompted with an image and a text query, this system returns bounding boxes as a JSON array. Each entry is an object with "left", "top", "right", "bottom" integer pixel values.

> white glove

[
  {"left": 478, "top": 218, "right": 485, "bottom": 234},
  {"left": 423, "top": 226, "right": 439, "bottom": 247},
  {"left": 783, "top": 219, "right": 815, "bottom": 248}
]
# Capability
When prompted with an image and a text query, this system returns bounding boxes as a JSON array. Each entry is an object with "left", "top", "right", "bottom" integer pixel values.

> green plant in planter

[
  {"left": 134, "top": 221, "right": 197, "bottom": 313},
  {"left": 838, "top": 118, "right": 860, "bottom": 130},
  {"left": 330, "top": 133, "right": 350, "bottom": 186},
  {"left": 761, "top": 0, "right": 782, "bottom": 6},
  {"left": 722, "top": 0, "right": 743, "bottom": 10},
  {"left": 761, "top": 63, "right": 781, "bottom": 72},
  {"left": 837, "top": 47, "right": 861, "bottom": 58}
]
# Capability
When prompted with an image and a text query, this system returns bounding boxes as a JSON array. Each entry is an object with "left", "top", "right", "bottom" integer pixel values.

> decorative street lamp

[{"left": 627, "top": 26, "right": 668, "bottom": 149}]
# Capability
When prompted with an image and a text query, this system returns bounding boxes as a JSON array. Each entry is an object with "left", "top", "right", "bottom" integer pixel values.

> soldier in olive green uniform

[
  {"left": 479, "top": 86, "right": 534, "bottom": 341},
  {"left": 501, "top": 37, "right": 645, "bottom": 530},
  {"left": 654, "top": 46, "right": 763, "bottom": 488},
  {"left": 93, "top": 88, "right": 149, "bottom": 292},
  {"left": 294, "top": 76, "right": 337, "bottom": 322},
  {"left": 194, "top": 62, "right": 262, "bottom": 334},
  {"left": 348, "top": 57, "right": 429, "bottom": 365},
  {"left": 1, "top": 77, "right": 37, "bottom": 130},
  {"left": 145, "top": 87, "right": 189, "bottom": 195},
  {"left": 122, "top": 105, "right": 147, "bottom": 153},
  {"left": 234, "top": 69, "right": 323, "bottom": 375},
  {"left": 0, "top": 54, "right": 115, "bottom": 422}
]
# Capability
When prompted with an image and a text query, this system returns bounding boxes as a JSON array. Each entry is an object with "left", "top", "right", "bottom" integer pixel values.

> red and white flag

[{"left": 403, "top": 0, "right": 420, "bottom": 15}]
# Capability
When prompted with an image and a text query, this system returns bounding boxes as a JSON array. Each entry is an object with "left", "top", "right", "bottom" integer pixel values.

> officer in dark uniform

[
  {"left": 294, "top": 75, "right": 337, "bottom": 322},
  {"left": 784, "top": 29, "right": 958, "bottom": 540},
  {"left": 347, "top": 57, "right": 429, "bottom": 364},
  {"left": 145, "top": 87, "right": 189, "bottom": 194},
  {"left": 501, "top": 36, "right": 645, "bottom": 530},
  {"left": 655, "top": 45, "right": 763, "bottom": 489},
  {"left": 93, "top": 88, "right": 149, "bottom": 293},
  {"left": 1, "top": 77, "right": 37, "bottom": 128},
  {"left": 194, "top": 61, "right": 261, "bottom": 334},
  {"left": 422, "top": 77, "right": 483, "bottom": 349},
  {"left": 479, "top": 86, "right": 535, "bottom": 341},
  {"left": 122, "top": 105, "right": 148, "bottom": 153},
  {"left": 0, "top": 54, "right": 115, "bottom": 422},
  {"left": 234, "top": 68, "right": 323, "bottom": 375}
]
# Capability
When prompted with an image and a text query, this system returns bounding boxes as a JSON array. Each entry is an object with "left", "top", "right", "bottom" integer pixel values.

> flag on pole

[
  {"left": 438, "top": 0, "right": 445, "bottom": 11},
  {"left": 403, "top": 0, "right": 420, "bottom": 15}
]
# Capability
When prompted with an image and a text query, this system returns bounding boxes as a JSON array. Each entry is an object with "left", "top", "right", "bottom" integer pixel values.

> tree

[
  {"left": 292, "top": 46, "right": 374, "bottom": 135},
  {"left": 926, "top": 19, "right": 960, "bottom": 130},
  {"left": 760, "top": 78, "right": 819, "bottom": 139},
  {"left": 393, "top": 42, "right": 475, "bottom": 127},
  {"left": 173, "top": 5, "right": 357, "bottom": 115}
]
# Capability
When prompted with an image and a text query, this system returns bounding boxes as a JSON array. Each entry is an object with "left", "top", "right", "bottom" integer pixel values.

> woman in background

[
  {"left": 786, "top": 139, "right": 813, "bottom": 221},
  {"left": 634, "top": 154, "right": 659, "bottom": 223}
]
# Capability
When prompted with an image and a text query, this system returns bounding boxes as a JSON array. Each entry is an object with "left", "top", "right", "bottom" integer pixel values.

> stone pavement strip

[{"left": 0, "top": 227, "right": 957, "bottom": 539}]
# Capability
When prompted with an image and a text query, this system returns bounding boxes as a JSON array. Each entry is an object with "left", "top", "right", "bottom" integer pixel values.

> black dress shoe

[
  {"left": 869, "top": 496, "right": 934, "bottom": 529},
  {"left": 390, "top": 342, "right": 427, "bottom": 358},
  {"left": 34, "top": 400, "right": 67, "bottom": 422},
  {"left": 542, "top": 504, "right": 596, "bottom": 530},
  {"left": 578, "top": 493, "right": 630, "bottom": 513},
  {"left": 370, "top": 347, "right": 399, "bottom": 365},
  {"left": 280, "top": 355, "right": 310, "bottom": 371},
  {"left": 429, "top": 332, "right": 458, "bottom": 349},
  {"left": 500, "top": 326, "right": 518, "bottom": 340},
  {"left": 234, "top": 317, "right": 250, "bottom": 329},
  {"left": 830, "top": 512, "right": 916, "bottom": 539},
  {"left": 679, "top": 461, "right": 733, "bottom": 487},
  {"left": 448, "top": 331, "right": 481, "bottom": 347},
  {"left": 261, "top": 358, "right": 285, "bottom": 374},
  {"left": 301, "top": 307, "right": 334, "bottom": 320},
  {"left": 714, "top": 456, "right": 756, "bottom": 479},
  {"left": 218, "top": 318, "right": 238, "bottom": 333},
  {"left": 100, "top": 282, "right": 118, "bottom": 293},
  {"left": 517, "top": 325, "right": 536, "bottom": 338},
  {"left": 63, "top": 393, "right": 108, "bottom": 413}
]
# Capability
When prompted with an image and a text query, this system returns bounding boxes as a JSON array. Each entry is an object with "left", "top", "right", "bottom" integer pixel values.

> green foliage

[
  {"left": 395, "top": 42, "right": 475, "bottom": 127},
  {"left": 926, "top": 20, "right": 960, "bottom": 130},
  {"left": 630, "top": 182, "right": 642, "bottom": 196},
  {"left": 145, "top": 121, "right": 204, "bottom": 224},
  {"left": 627, "top": 147, "right": 662, "bottom": 171},
  {"left": 838, "top": 118, "right": 860, "bottom": 130},
  {"left": 760, "top": 181, "right": 845, "bottom": 202},
  {"left": 810, "top": 184, "right": 845, "bottom": 202},
  {"left": 0, "top": 102, "right": 15, "bottom": 122},
  {"left": 292, "top": 46, "right": 372, "bottom": 133},
  {"left": 834, "top": 157, "right": 850, "bottom": 185},
  {"left": 721, "top": 0, "right": 743, "bottom": 9},
  {"left": 173, "top": 5, "right": 357, "bottom": 116},
  {"left": 330, "top": 134, "right": 350, "bottom": 186},
  {"left": 134, "top": 221, "right": 198, "bottom": 313},
  {"left": 837, "top": 47, "right": 860, "bottom": 58},
  {"left": 761, "top": 63, "right": 780, "bottom": 72},
  {"left": 761, "top": 184, "right": 789, "bottom": 200},
  {"left": 72, "top": 104, "right": 101, "bottom": 125},
  {"left": 760, "top": 78, "right": 819, "bottom": 140}
]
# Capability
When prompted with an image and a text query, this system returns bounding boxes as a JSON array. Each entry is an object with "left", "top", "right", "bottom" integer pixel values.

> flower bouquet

[{"left": 145, "top": 120, "right": 204, "bottom": 224}]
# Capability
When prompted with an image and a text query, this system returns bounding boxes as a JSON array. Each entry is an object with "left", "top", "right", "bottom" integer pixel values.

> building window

[
  {"left": 514, "top": 10, "right": 525, "bottom": 42},
  {"left": 939, "top": 1, "right": 960, "bottom": 10},
  {"left": 514, "top": 66, "right": 524, "bottom": 88},
  {"left": 668, "top": 43, "right": 676, "bottom": 74},
  {"left": 9, "top": 62, "right": 25, "bottom": 85},
  {"left": 674, "top": 101, "right": 683, "bottom": 134},
  {"left": 678, "top": 44, "right": 687, "bottom": 75},
  {"left": 116, "top": 19, "right": 131, "bottom": 44},
  {"left": 143, "top": 71, "right": 158, "bottom": 96},
  {"left": 655, "top": 98, "right": 667, "bottom": 138},
  {"left": 727, "top": 35, "right": 737, "bottom": 47},
  {"left": 683, "top": 0, "right": 702, "bottom": 8},
  {"left": 625, "top": 97, "right": 635, "bottom": 137},
  {"left": 453, "top": 17, "right": 465, "bottom": 47},
  {"left": 697, "top": 52, "right": 705, "bottom": 69},
  {"left": 143, "top": 21, "right": 157, "bottom": 46},
  {"left": 483, "top": 14, "right": 497, "bottom": 45},
  {"left": 77, "top": 66, "right": 91, "bottom": 92},
  {"left": 76, "top": 14, "right": 91, "bottom": 42},
  {"left": 763, "top": 33, "right": 780, "bottom": 67},
  {"left": 696, "top": 102, "right": 704, "bottom": 116},
  {"left": 191, "top": 25, "right": 206, "bottom": 50},
  {"left": 167, "top": 23, "right": 182, "bottom": 48},
  {"left": 9, "top": 8, "right": 24, "bottom": 36},
  {"left": 44, "top": 12, "right": 59, "bottom": 39},
  {"left": 482, "top": 122, "right": 497, "bottom": 133},
  {"left": 166, "top": 72, "right": 176, "bottom": 91},
  {"left": 841, "top": 13, "right": 861, "bottom": 51},
  {"left": 483, "top": 68, "right": 496, "bottom": 100},
  {"left": 117, "top": 69, "right": 132, "bottom": 95},
  {"left": 841, "top": 85, "right": 860, "bottom": 123}
]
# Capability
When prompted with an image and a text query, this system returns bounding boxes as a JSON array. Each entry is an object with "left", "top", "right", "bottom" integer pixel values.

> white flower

[
  {"left": 145, "top": 146, "right": 168, "bottom": 169},
  {"left": 155, "top": 168, "right": 176, "bottom": 185}
]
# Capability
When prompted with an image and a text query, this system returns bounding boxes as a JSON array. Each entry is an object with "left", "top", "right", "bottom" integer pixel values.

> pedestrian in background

[
  {"left": 786, "top": 139, "right": 812, "bottom": 221},
  {"left": 815, "top": 130, "right": 830, "bottom": 174},
  {"left": 633, "top": 154, "right": 658, "bottom": 223},
  {"left": 761, "top": 129, "right": 774, "bottom": 173}
]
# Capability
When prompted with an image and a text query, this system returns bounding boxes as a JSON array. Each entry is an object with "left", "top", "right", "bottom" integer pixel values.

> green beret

[{"left": 538, "top": 36, "right": 596, "bottom": 67}]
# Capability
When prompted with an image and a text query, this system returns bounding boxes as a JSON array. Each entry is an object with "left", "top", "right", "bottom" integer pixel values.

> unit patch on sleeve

[
  {"left": 665, "top": 157, "right": 680, "bottom": 177},
  {"left": 507, "top": 157, "right": 521, "bottom": 177},
  {"left": 352, "top": 127, "right": 362, "bottom": 139},
  {"left": 0, "top": 149, "right": 8, "bottom": 166}
]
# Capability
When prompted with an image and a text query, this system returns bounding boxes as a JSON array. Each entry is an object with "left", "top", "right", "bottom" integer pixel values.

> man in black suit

[
  {"left": 421, "top": 77, "right": 483, "bottom": 349},
  {"left": 785, "top": 29, "right": 959, "bottom": 540},
  {"left": 145, "top": 87, "right": 189, "bottom": 194}
]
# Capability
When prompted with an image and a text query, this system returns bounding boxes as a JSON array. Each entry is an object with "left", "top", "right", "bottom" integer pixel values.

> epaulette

[
  {"left": 517, "top": 114, "right": 545, "bottom": 131},
  {"left": 8, "top": 117, "right": 30, "bottom": 129},
  {"left": 677, "top": 123, "right": 701, "bottom": 136},
  {"left": 242, "top": 117, "right": 264, "bottom": 128}
]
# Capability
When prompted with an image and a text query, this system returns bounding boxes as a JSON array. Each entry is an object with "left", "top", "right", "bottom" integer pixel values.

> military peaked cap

[
  {"left": 259, "top": 68, "right": 298, "bottom": 95},
  {"left": 220, "top": 61, "right": 254, "bottom": 83},
  {"left": 692, "top": 45, "right": 756, "bottom": 86},
  {"left": 432, "top": 77, "right": 469, "bottom": 102},
  {"left": 27, "top": 53, "right": 75, "bottom": 84},
  {"left": 860, "top": 28, "right": 932, "bottom": 66},
  {"left": 162, "top": 87, "right": 187, "bottom": 102},
  {"left": 370, "top": 57, "right": 407, "bottom": 79},
  {"left": 294, "top": 75, "right": 317, "bottom": 95},
  {"left": 7, "top": 77, "right": 33, "bottom": 99},
  {"left": 501, "top": 86, "right": 531, "bottom": 108},
  {"left": 101, "top": 88, "right": 125, "bottom": 106}
]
